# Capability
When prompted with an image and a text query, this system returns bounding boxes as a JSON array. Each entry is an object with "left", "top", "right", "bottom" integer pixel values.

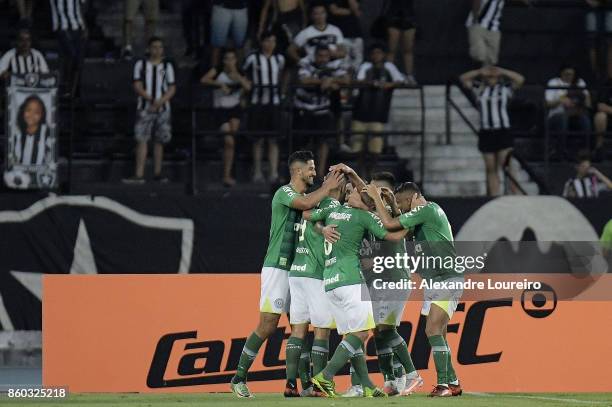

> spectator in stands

[
  {"left": 243, "top": 31, "right": 285, "bottom": 183},
  {"left": 460, "top": 65, "right": 525, "bottom": 196},
  {"left": 210, "top": 0, "right": 249, "bottom": 67},
  {"left": 351, "top": 43, "right": 404, "bottom": 178},
  {"left": 384, "top": 0, "right": 417, "bottom": 84},
  {"left": 10, "top": 95, "right": 54, "bottom": 166},
  {"left": 122, "top": 0, "right": 159, "bottom": 59},
  {"left": 294, "top": 45, "right": 349, "bottom": 176},
  {"left": 123, "top": 37, "right": 176, "bottom": 184},
  {"left": 593, "top": 75, "right": 612, "bottom": 160},
  {"left": 585, "top": 0, "right": 612, "bottom": 79},
  {"left": 201, "top": 49, "right": 252, "bottom": 187},
  {"left": 328, "top": 0, "right": 363, "bottom": 72},
  {"left": 0, "top": 29, "right": 48, "bottom": 79},
  {"left": 545, "top": 65, "right": 592, "bottom": 159},
  {"left": 466, "top": 0, "right": 504, "bottom": 66},
  {"left": 50, "top": 0, "right": 86, "bottom": 93},
  {"left": 563, "top": 151, "right": 612, "bottom": 198},
  {"left": 257, "top": 0, "right": 306, "bottom": 54},
  {"left": 288, "top": 2, "right": 346, "bottom": 64}
]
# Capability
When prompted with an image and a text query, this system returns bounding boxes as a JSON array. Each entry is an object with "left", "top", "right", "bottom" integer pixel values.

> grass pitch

[{"left": 1, "top": 392, "right": 612, "bottom": 406}]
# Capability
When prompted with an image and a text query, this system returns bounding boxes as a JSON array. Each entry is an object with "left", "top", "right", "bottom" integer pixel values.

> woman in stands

[
  {"left": 460, "top": 65, "right": 525, "bottom": 196},
  {"left": 201, "top": 49, "right": 252, "bottom": 187}
]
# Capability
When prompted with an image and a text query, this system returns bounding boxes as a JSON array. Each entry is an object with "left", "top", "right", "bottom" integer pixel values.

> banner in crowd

[
  {"left": 0, "top": 194, "right": 609, "bottom": 331},
  {"left": 4, "top": 73, "right": 58, "bottom": 189},
  {"left": 42, "top": 274, "right": 612, "bottom": 393}
]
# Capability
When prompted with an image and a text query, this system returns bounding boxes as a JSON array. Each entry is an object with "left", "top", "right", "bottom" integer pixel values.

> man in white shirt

[
  {"left": 288, "top": 2, "right": 346, "bottom": 63},
  {"left": 545, "top": 66, "right": 592, "bottom": 158}
]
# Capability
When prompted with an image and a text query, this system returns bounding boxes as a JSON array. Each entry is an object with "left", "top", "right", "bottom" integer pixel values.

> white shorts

[
  {"left": 289, "top": 277, "right": 334, "bottom": 328},
  {"left": 421, "top": 277, "right": 463, "bottom": 319},
  {"left": 372, "top": 286, "right": 410, "bottom": 326},
  {"left": 260, "top": 267, "right": 290, "bottom": 314},
  {"left": 326, "top": 284, "right": 375, "bottom": 335}
]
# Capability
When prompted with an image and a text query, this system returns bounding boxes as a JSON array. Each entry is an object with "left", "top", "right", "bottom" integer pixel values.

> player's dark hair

[
  {"left": 288, "top": 150, "right": 314, "bottom": 167},
  {"left": 17, "top": 95, "right": 47, "bottom": 135},
  {"left": 371, "top": 171, "right": 396, "bottom": 189},
  {"left": 148, "top": 36, "right": 163, "bottom": 46},
  {"left": 395, "top": 181, "right": 421, "bottom": 197}
]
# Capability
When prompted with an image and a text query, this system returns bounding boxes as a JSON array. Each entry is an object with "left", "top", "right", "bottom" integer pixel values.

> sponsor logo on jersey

[
  {"left": 296, "top": 247, "right": 309, "bottom": 255},
  {"left": 329, "top": 212, "right": 352, "bottom": 221},
  {"left": 325, "top": 256, "right": 337, "bottom": 267},
  {"left": 290, "top": 263, "right": 307, "bottom": 272},
  {"left": 323, "top": 273, "right": 340, "bottom": 286}
]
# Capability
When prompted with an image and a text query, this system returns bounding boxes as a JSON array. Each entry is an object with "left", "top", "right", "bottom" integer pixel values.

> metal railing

[{"left": 61, "top": 82, "right": 426, "bottom": 194}]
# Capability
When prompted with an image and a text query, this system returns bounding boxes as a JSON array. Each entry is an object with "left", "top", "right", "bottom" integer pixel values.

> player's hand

[
  {"left": 322, "top": 170, "right": 343, "bottom": 190},
  {"left": 328, "top": 163, "right": 353, "bottom": 175},
  {"left": 380, "top": 187, "right": 396, "bottom": 204},
  {"left": 362, "top": 184, "right": 380, "bottom": 200},
  {"left": 322, "top": 224, "right": 340, "bottom": 243},
  {"left": 220, "top": 84, "right": 231, "bottom": 95}
]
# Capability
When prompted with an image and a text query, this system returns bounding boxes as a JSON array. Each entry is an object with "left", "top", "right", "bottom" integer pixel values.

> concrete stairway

[{"left": 388, "top": 85, "right": 540, "bottom": 196}]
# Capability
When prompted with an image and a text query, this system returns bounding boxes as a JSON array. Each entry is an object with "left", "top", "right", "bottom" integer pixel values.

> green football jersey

[
  {"left": 310, "top": 204, "right": 388, "bottom": 291},
  {"left": 399, "top": 201, "right": 460, "bottom": 281},
  {"left": 290, "top": 197, "right": 340, "bottom": 279},
  {"left": 262, "top": 184, "right": 302, "bottom": 271}
]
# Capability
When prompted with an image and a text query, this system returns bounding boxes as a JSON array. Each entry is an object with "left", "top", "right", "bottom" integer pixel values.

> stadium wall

[{"left": 0, "top": 193, "right": 609, "bottom": 331}]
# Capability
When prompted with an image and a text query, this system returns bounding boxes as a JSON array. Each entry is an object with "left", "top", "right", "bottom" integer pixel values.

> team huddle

[{"left": 230, "top": 151, "right": 463, "bottom": 398}]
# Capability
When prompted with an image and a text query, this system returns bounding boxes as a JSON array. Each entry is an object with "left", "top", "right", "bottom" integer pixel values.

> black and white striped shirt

[
  {"left": 50, "top": 0, "right": 86, "bottom": 31},
  {"left": 12, "top": 125, "right": 54, "bottom": 166},
  {"left": 243, "top": 52, "right": 285, "bottom": 106},
  {"left": 295, "top": 57, "right": 347, "bottom": 113},
  {"left": 466, "top": 0, "right": 505, "bottom": 32},
  {"left": 474, "top": 81, "right": 512, "bottom": 130},
  {"left": 0, "top": 48, "right": 49, "bottom": 75},
  {"left": 563, "top": 176, "right": 603, "bottom": 198},
  {"left": 133, "top": 58, "right": 176, "bottom": 112}
]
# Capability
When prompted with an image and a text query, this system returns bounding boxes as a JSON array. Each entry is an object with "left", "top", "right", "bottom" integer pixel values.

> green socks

[
  {"left": 285, "top": 336, "right": 303, "bottom": 384},
  {"left": 428, "top": 335, "right": 449, "bottom": 385},
  {"left": 233, "top": 332, "right": 264, "bottom": 383},
  {"left": 311, "top": 338, "right": 329, "bottom": 376},
  {"left": 350, "top": 348, "right": 375, "bottom": 389},
  {"left": 393, "top": 362, "right": 405, "bottom": 380},
  {"left": 321, "top": 334, "right": 363, "bottom": 380},
  {"left": 445, "top": 337, "right": 458, "bottom": 384},
  {"left": 378, "top": 328, "right": 417, "bottom": 377},
  {"left": 350, "top": 365, "right": 361, "bottom": 385},
  {"left": 374, "top": 333, "right": 395, "bottom": 381},
  {"left": 298, "top": 338, "right": 312, "bottom": 388}
]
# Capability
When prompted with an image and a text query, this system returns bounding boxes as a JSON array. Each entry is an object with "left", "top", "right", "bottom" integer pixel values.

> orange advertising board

[{"left": 43, "top": 274, "right": 612, "bottom": 393}]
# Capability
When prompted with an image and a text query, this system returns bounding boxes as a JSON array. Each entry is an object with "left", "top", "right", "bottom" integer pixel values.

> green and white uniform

[
  {"left": 310, "top": 204, "right": 389, "bottom": 334},
  {"left": 260, "top": 184, "right": 302, "bottom": 314},
  {"left": 288, "top": 197, "right": 340, "bottom": 328},
  {"left": 361, "top": 236, "right": 410, "bottom": 326},
  {"left": 399, "top": 201, "right": 463, "bottom": 318}
]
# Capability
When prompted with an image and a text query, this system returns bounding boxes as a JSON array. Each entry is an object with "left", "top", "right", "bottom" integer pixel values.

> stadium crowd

[{"left": 0, "top": 0, "right": 611, "bottom": 196}]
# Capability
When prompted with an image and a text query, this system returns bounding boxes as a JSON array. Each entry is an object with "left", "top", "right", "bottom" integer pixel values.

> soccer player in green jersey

[
  {"left": 364, "top": 182, "right": 463, "bottom": 398},
  {"left": 303, "top": 186, "right": 409, "bottom": 398},
  {"left": 284, "top": 173, "right": 346, "bottom": 397},
  {"left": 230, "top": 151, "right": 343, "bottom": 398}
]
